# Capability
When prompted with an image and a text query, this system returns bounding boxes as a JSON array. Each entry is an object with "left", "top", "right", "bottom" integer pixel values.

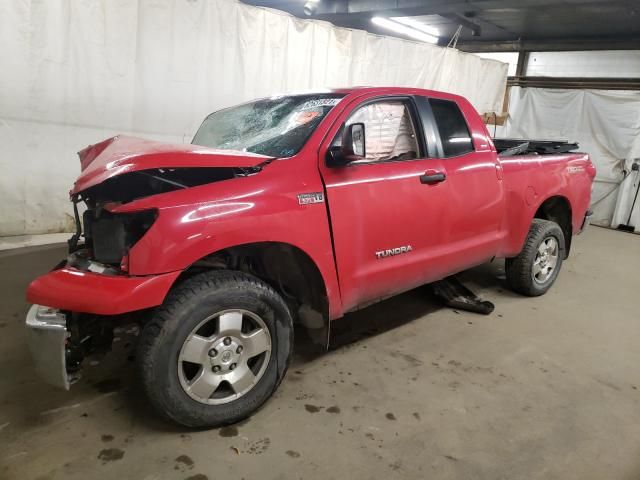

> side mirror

[
  {"left": 326, "top": 123, "right": 366, "bottom": 167},
  {"left": 346, "top": 123, "right": 366, "bottom": 157}
]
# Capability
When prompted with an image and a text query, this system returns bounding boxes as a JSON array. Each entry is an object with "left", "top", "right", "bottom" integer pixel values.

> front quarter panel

[{"left": 110, "top": 159, "right": 342, "bottom": 317}]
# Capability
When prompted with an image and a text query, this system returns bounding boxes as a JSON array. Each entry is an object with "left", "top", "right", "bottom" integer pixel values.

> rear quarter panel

[{"left": 498, "top": 152, "right": 595, "bottom": 257}]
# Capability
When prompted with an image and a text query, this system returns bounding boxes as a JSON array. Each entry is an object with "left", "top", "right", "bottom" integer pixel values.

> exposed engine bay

[
  {"left": 68, "top": 166, "right": 247, "bottom": 266},
  {"left": 60, "top": 166, "right": 251, "bottom": 383}
]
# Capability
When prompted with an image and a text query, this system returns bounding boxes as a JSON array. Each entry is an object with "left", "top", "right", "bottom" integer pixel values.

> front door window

[{"left": 334, "top": 100, "right": 420, "bottom": 163}]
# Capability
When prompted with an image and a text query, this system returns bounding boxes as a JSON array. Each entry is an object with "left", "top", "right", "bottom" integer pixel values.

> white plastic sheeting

[
  {"left": 498, "top": 87, "right": 640, "bottom": 228},
  {"left": 0, "top": 0, "right": 507, "bottom": 236}
]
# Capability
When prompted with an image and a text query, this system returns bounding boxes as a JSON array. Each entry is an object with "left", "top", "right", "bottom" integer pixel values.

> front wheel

[
  {"left": 137, "top": 270, "right": 293, "bottom": 428},
  {"left": 505, "top": 218, "right": 565, "bottom": 296}
]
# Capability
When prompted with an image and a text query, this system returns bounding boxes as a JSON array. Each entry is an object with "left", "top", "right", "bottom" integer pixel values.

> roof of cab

[{"left": 330, "top": 86, "right": 466, "bottom": 103}]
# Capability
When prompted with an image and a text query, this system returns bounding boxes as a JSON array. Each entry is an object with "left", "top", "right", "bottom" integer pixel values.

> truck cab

[{"left": 317, "top": 90, "right": 505, "bottom": 311}]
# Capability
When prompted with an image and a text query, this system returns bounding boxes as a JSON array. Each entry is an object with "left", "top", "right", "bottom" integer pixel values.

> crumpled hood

[{"left": 71, "top": 135, "right": 271, "bottom": 194}]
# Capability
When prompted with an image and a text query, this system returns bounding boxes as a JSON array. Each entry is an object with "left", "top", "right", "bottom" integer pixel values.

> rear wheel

[
  {"left": 137, "top": 270, "right": 293, "bottom": 428},
  {"left": 505, "top": 219, "right": 565, "bottom": 296}
]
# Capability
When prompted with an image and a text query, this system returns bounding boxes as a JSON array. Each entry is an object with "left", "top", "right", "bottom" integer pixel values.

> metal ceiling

[{"left": 240, "top": 0, "right": 640, "bottom": 51}]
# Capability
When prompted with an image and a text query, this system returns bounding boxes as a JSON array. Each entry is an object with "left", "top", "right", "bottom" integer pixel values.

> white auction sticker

[{"left": 299, "top": 98, "right": 341, "bottom": 109}]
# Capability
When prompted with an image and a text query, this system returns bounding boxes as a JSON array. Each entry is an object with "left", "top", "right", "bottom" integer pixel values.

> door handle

[{"left": 419, "top": 172, "right": 446, "bottom": 185}]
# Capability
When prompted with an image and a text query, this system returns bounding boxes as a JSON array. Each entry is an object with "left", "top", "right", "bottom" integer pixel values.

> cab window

[{"left": 429, "top": 98, "right": 474, "bottom": 157}]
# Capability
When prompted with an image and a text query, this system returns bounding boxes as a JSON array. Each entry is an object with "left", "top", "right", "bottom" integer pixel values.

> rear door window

[{"left": 429, "top": 99, "right": 474, "bottom": 157}]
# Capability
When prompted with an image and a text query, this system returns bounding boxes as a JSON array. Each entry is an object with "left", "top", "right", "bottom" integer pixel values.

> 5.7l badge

[{"left": 297, "top": 192, "right": 325, "bottom": 205}]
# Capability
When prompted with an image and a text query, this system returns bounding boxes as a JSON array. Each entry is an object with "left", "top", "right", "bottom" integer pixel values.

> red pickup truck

[{"left": 26, "top": 87, "right": 595, "bottom": 427}]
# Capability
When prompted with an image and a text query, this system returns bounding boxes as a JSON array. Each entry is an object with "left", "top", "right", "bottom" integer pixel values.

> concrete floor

[{"left": 1, "top": 226, "right": 639, "bottom": 480}]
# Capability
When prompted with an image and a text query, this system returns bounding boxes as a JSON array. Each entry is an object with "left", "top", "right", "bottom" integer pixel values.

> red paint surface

[
  {"left": 72, "top": 135, "right": 270, "bottom": 194},
  {"left": 27, "top": 267, "right": 181, "bottom": 315},
  {"left": 28, "top": 87, "right": 595, "bottom": 319}
]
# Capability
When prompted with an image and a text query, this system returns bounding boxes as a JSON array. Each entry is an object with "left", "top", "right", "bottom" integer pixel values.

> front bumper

[
  {"left": 25, "top": 305, "right": 75, "bottom": 390},
  {"left": 27, "top": 266, "right": 181, "bottom": 316},
  {"left": 25, "top": 266, "right": 181, "bottom": 389}
]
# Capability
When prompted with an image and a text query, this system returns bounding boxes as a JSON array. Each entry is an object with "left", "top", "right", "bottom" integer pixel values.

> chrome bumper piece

[{"left": 25, "top": 305, "right": 77, "bottom": 390}]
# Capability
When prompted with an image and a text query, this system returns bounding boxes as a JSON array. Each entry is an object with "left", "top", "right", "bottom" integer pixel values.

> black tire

[
  {"left": 505, "top": 218, "right": 565, "bottom": 297},
  {"left": 137, "top": 270, "right": 293, "bottom": 428}
]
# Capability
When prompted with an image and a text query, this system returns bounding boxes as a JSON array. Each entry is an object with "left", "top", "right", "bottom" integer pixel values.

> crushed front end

[
  {"left": 24, "top": 167, "right": 214, "bottom": 389},
  {"left": 25, "top": 193, "right": 180, "bottom": 389},
  {"left": 25, "top": 136, "right": 271, "bottom": 389}
]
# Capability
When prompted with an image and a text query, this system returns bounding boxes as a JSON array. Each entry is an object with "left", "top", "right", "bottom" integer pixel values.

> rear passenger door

[{"left": 418, "top": 96, "right": 504, "bottom": 273}]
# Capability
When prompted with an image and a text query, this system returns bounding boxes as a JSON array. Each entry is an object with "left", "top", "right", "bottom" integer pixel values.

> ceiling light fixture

[
  {"left": 390, "top": 17, "right": 440, "bottom": 37},
  {"left": 303, "top": 0, "right": 320, "bottom": 16},
  {"left": 371, "top": 17, "right": 439, "bottom": 44}
]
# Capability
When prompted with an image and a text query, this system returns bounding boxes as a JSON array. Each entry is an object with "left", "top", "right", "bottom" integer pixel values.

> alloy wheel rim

[
  {"left": 177, "top": 309, "right": 271, "bottom": 405},
  {"left": 532, "top": 236, "right": 559, "bottom": 284}
]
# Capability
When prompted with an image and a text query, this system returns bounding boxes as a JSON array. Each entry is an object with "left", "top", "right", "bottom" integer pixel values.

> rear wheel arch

[{"left": 533, "top": 196, "right": 573, "bottom": 257}]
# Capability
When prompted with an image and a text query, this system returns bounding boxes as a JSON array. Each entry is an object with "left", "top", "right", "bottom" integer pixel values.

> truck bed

[{"left": 494, "top": 138, "right": 579, "bottom": 156}]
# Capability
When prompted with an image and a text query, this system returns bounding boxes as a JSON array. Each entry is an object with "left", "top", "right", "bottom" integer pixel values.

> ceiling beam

[
  {"left": 508, "top": 76, "right": 640, "bottom": 90},
  {"left": 457, "top": 37, "right": 640, "bottom": 52},
  {"left": 309, "top": 0, "right": 627, "bottom": 21},
  {"left": 439, "top": 14, "right": 481, "bottom": 36}
]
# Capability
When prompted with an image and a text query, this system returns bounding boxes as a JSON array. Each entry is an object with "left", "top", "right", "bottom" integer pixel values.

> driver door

[{"left": 319, "top": 96, "right": 452, "bottom": 312}]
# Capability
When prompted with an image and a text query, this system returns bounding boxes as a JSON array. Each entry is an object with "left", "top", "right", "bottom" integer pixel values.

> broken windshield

[{"left": 192, "top": 94, "right": 345, "bottom": 158}]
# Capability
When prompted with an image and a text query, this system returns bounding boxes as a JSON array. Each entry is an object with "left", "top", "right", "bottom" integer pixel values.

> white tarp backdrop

[
  {"left": 0, "top": 0, "right": 507, "bottom": 236},
  {"left": 498, "top": 87, "right": 640, "bottom": 229}
]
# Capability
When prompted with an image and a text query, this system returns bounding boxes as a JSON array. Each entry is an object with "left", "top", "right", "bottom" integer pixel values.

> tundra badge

[{"left": 375, "top": 245, "right": 413, "bottom": 259}]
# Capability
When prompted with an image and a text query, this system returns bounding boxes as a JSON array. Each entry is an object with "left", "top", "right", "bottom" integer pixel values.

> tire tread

[
  {"left": 505, "top": 219, "right": 565, "bottom": 296},
  {"left": 137, "top": 270, "right": 292, "bottom": 427}
]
